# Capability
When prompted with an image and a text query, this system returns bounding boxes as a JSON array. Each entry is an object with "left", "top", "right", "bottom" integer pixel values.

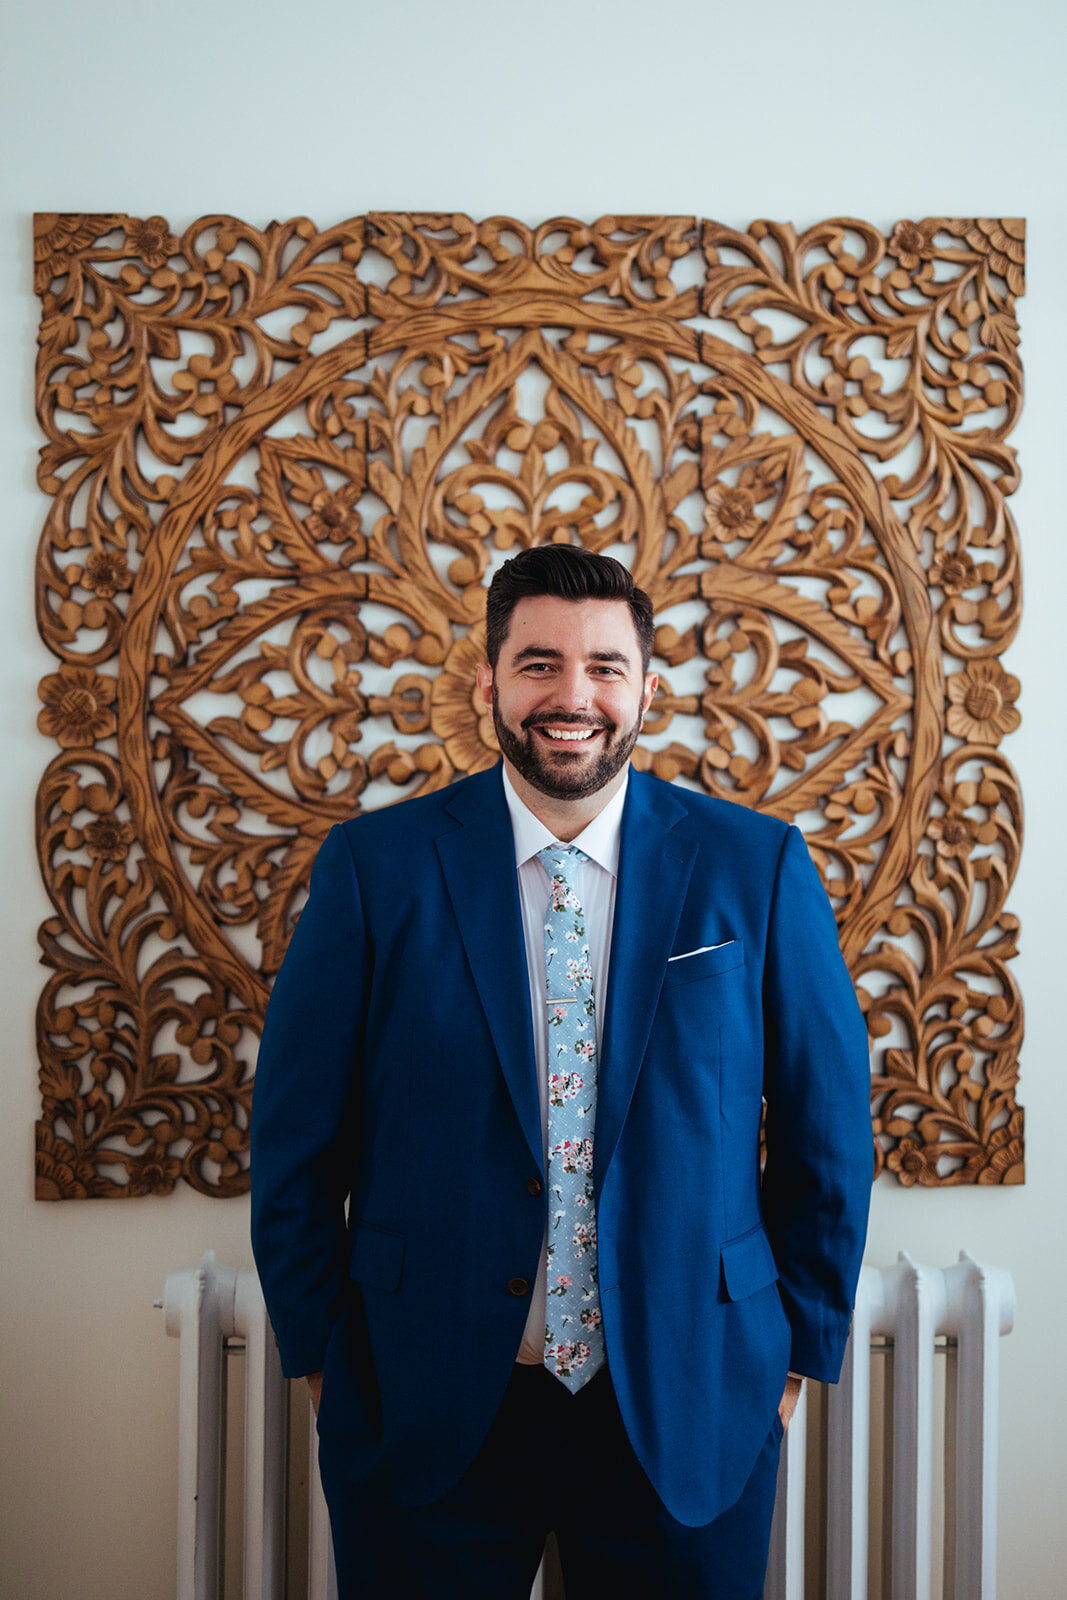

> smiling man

[
  {"left": 251, "top": 544, "right": 873, "bottom": 1599},
  {"left": 479, "top": 584, "right": 654, "bottom": 811}
]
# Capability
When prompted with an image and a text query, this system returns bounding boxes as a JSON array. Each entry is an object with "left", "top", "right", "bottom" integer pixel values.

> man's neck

[{"left": 500, "top": 759, "right": 628, "bottom": 842}]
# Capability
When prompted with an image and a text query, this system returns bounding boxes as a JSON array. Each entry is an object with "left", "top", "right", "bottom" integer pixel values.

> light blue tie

[{"left": 538, "top": 844, "right": 606, "bottom": 1392}]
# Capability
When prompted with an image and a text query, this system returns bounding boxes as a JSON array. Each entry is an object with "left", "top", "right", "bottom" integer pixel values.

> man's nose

[{"left": 553, "top": 665, "right": 591, "bottom": 708}]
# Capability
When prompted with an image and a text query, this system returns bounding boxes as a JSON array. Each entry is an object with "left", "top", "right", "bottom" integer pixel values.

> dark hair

[{"left": 484, "top": 545, "right": 655, "bottom": 672}]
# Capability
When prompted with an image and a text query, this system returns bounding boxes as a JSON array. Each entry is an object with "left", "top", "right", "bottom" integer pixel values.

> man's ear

[
  {"left": 475, "top": 662, "right": 494, "bottom": 714},
  {"left": 641, "top": 673, "right": 659, "bottom": 720}
]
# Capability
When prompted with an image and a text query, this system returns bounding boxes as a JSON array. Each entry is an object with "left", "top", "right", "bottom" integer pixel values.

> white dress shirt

[{"left": 500, "top": 765, "right": 628, "bottom": 1363}]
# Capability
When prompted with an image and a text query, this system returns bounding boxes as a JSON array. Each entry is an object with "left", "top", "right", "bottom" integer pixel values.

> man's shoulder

[
  {"left": 336, "top": 765, "right": 501, "bottom": 852},
  {"left": 632, "top": 768, "right": 791, "bottom": 852}
]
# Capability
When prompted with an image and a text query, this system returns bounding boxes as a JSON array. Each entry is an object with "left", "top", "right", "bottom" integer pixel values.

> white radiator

[
  {"left": 764, "top": 1252, "right": 1015, "bottom": 1600},
  {"left": 160, "top": 1254, "right": 336, "bottom": 1600},
  {"left": 160, "top": 1250, "right": 1013, "bottom": 1600}
]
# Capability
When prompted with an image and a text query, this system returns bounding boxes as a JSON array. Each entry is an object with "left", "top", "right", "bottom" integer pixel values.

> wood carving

[{"left": 32, "top": 212, "right": 1025, "bottom": 1197}]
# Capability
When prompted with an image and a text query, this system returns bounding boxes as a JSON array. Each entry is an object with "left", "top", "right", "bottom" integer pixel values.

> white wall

[{"left": 1, "top": 3, "right": 1064, "bottom": 1595}]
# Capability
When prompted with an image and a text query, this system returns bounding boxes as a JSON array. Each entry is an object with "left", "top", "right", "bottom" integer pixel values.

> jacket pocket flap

[
  {"left": 720, "top": 1225, "right": 779, "bottom": 1301},
  {"left": 349, "top": 1222, "right": 405, "bottom": 1291}
]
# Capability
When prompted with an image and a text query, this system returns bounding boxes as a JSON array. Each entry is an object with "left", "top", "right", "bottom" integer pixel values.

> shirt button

[
  {"left": 526, "top": 1177, "right": 543, "bottom": 1197},
  {"left": 507, "top": 1277, "right": 531, "bottom": 1297}
]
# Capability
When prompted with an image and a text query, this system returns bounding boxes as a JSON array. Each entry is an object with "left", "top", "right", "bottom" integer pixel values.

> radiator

[
  {"left": 160, "top": 1250, "right": 1013, "bottom": 1600},
  {"left": 765, "top": 1253, "right": 1015, "bottom": 1600}
]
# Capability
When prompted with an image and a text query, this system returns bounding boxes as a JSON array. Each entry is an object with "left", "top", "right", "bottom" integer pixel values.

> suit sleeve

[
  {"left": 760, "top": 824, "right": 873, "bottom": 1383},
  {"left": 250, "top": 823, "right": 369, "bottom": 1378}
]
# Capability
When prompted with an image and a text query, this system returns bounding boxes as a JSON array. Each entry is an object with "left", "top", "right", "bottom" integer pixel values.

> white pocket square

[{"left": 667, "top": 940, "right": 735, "bottom": 963}]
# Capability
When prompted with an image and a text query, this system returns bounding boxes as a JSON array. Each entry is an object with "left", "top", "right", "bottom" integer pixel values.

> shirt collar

[{"left": 501, "top": 763, "right": 627, "bottom": 878}]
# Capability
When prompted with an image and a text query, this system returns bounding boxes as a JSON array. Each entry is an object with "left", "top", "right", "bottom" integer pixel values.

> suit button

[
  {"left": 526, "top": 1177, "right": 543, "bottom": 1196},
  {"left": 507, "top": 1277, "right": 531, "bottom": 1297}
]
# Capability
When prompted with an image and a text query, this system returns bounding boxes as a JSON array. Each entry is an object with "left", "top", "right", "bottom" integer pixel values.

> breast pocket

[{"left": 661, "top": 938, "right": 745, "bottom": 989}]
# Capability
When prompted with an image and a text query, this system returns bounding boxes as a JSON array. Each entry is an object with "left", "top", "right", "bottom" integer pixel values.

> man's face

[{"left": 476, "top": 596, "right": 657, "bottom": 801}]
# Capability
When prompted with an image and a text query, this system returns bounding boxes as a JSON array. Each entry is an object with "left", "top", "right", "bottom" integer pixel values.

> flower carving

[
  {"left": 126, "top": 1155, "right": 182, "bottom": 1197},
  {"left": 430, "top": 626, "right": 499, "bottom": 773},
  {"left": 928, "top": 806, "right": 977, "bottom": 860},
  {"left": 956, "top": 218, "right": 1025, "bottom": 297},
  {"left": 888, "top": 218, "right": 939, "bottom": 271},
  {"left": 974, "top": 1111, "right": 1024, "bottom": 1185},
  {"left": 946, "top": 661, "right": 1021, "bottom": 744},
  {"left": 84, "top": 815, "right": 134, "bottom": 864},
  {"left": 305, "top": 485, "right": 365, "bottom": 549},
  {"left": 929, "top": 551, "right": 978, "bottom": 595},
  {"left": 927, "top": 779, "right": 999, "bottom": 864},
  {"left": 885, "top": 1134, "right": 935, "bottom": 1187},
  {"left": 37, "top": 667, "right": 117, "bottom": 748},
  {"left": 34, "top": 1127, "right": 98, "bottom": 1200},
  {"left": 703, "top": 483, "right": 760, "bottom": 543},
  {"left": 124, "top": 215, "right": 178, "bottom": 268},
  {"left": 82, "top": 549, "right": 133, "bottom": 599},
  {"left": 33, "top": 213, "right": 118, "bottom": 293}
]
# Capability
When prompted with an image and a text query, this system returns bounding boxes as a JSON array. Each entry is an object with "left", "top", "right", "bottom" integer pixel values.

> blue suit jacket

[{"left": 250, "top": 764, "right": 872, "bottom": 1526}]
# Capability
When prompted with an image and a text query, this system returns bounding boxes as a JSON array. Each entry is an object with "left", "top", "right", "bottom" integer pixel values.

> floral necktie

[{"left": 537, "top": 844, "right": 606, "bottom": 1392}]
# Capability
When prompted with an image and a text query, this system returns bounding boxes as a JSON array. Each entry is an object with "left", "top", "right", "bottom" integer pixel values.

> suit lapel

[
  {"left": 596, "top": 771, "right": 696, "bottom": 1194},
  {"left": 436, "top": 767, "right": 543, "bottom": 1177},
  {"left": 434, "top": 765, "right": 697, "bottom": 1191}
]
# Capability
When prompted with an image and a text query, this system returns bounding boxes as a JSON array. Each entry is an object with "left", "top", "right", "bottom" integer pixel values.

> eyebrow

[{"left": 511, "top": 646, "right": 633, "bottom": 665}]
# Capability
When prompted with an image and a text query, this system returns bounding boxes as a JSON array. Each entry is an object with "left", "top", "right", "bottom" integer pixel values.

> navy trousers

[{"left": 320, "top": 1362, "right": 783, "bottom": 1599}]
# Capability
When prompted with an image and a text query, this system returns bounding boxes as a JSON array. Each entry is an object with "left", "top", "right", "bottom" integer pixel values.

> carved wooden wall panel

[{"left": 32, "top": 212, "right": 1025, "bottom": 1196}]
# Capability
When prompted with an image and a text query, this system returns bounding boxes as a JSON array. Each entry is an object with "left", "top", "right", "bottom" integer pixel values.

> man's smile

[{"left": 532, "top": 724, "right": 605, "bottom": 745}]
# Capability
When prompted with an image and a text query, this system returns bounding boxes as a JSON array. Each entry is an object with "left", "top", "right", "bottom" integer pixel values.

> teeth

[{"left": 541, "top": 728, "right": 596, "bottom": 741}]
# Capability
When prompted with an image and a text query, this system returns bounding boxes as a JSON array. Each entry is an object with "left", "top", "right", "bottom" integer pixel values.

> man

[{"left": 251, "top": 544, "right": 872, "bottom": 1598}]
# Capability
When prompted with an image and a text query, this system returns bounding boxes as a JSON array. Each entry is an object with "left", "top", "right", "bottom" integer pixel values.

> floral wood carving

[{"left": 32, "top": 212, "right": 1025, "bottom": 1197}]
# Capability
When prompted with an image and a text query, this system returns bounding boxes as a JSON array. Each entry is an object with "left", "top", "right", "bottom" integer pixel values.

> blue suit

[{"left": 250, "top": 764, "right": 872, "bottom": 1532}]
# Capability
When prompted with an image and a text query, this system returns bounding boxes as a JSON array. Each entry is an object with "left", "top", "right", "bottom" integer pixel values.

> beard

[{"left": 491, "top": 685, "right": 643, "bottom": 800}]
